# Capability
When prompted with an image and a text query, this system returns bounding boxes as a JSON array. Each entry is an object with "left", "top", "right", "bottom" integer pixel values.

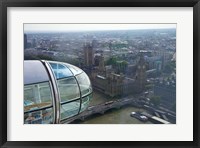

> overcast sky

[{"left": 24, "top": 24, "right": 176, "bottom": 33}]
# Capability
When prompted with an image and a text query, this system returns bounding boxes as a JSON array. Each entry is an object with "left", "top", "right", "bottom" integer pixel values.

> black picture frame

[{"left": 0, "top": 0, "right": 199, "bottom": 147}]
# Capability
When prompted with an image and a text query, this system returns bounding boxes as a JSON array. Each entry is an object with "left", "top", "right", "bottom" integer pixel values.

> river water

[{"left": 80, "top": 90, "right": 153, "bottom": 124}]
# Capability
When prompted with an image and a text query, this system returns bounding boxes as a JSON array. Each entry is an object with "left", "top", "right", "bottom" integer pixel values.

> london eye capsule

[{"left": 24, "top": 60, "right": 93, "bottom": 124}]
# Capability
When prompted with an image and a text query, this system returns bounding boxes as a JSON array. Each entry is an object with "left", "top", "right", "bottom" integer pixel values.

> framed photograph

[{"left": 1, "top": 0, "right": 199, "bottom": 147}]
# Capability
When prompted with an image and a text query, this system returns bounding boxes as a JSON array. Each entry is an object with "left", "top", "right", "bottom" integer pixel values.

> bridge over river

[{"left": 62, "top": 97, "right": 138, "bottom": 124}]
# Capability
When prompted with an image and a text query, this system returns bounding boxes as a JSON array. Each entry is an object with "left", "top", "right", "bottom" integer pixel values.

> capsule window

[
  {"left": 76, "top": 72, "right": 92, "bottom": 97},
  {"left": 49, "top": 62, "right": 73, "bottom": 79},
  {"left": 80, "top": 94, "right": 92, "bottom": 113},
  {"left": 63, "top": 63, "right": 83, "bottom": 76},
  {"left": 60, "top": 100, "right": 80, "bottom": 120},
  {"left": 57, "top": 77, "right": 80, "bottom": 102},
  {"left": 24, "top": 81, "right": 54, "bottom": 124}
]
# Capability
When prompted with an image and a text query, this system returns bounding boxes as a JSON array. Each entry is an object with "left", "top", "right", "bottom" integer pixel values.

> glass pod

[{"left": 24, "top": 60, "right": 93, "bottom": 124}]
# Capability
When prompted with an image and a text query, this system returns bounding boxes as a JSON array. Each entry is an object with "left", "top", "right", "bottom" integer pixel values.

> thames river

[{"left": 79, "top": 90, "right": 153, "bottom": 124}]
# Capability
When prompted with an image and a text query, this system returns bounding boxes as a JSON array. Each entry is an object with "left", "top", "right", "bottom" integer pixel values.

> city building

[
  {"left": 154, "top": 80, "right": 176, "bottom": 110},
  {"left": 135, "top": 53, "right": 147, "bottom": 92},
  {"left": 84, "top": 42, "right": 94, "bottom": 67},
  {"left": 88, "top": 51, "right": 147, "bottom": 97}
]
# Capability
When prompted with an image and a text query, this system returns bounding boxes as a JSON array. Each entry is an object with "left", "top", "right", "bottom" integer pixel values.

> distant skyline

[{"left": 24, "top": 24, "right": 176, "bottom": 33}]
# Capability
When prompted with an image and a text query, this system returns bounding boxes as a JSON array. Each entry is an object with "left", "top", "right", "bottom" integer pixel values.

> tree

[
  {"left": 145, "top": 84, "right": 154, "bottom": 90},
  {"left": 121, "top": 61, "right": 128, "bottom": 67},
  {"left": 163, "top": 61, "right": 176, "bottom": 74},
  {"left": 106, "top": 57, "right": 118, "bottom": 66},
  {"left": 150, "top": 96, "right": 161, "bottom": 107}
]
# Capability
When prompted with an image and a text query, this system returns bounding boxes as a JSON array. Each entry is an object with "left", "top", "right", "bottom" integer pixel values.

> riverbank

[{"left": 76, "top": 90, "right": 153, "bottom": 124}]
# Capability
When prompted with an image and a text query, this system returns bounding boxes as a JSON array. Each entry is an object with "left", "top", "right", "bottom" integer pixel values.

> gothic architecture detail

[
  {"left": 85, "top": 49, "right": 147, "bottom": 97},
  {"left": 84, "top": 42, "right": 94, "bottom": 67},
  {"left": 135, "top": 53, "right": 147, "bottom": 92}
]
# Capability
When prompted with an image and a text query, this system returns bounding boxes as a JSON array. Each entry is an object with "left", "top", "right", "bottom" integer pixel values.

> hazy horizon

[{"left": 24, "top": 24, "right": 176, "bottom": 33}]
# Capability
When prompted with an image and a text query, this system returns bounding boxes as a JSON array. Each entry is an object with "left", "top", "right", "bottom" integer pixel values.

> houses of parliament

[{"left": 82, "top": 42, "right": 147, "bottom": 97}]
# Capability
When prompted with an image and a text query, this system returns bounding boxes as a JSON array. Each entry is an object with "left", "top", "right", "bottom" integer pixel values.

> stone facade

[
  {"left": 90, "top": 53, "right": 147, "bottom": 97},
  {"left": 84, "top": 42, "right": 94, "bottom": 67}
]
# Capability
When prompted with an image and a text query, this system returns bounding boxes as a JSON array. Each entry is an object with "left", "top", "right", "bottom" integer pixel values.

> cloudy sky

[{"left": 24, "top": 23, "right": 176, "bottom": 33}]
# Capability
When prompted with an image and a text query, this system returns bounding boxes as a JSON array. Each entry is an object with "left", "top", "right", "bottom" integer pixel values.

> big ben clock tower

[{"left": 135, "top": 52, "right": 146, "bottom": 92}]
